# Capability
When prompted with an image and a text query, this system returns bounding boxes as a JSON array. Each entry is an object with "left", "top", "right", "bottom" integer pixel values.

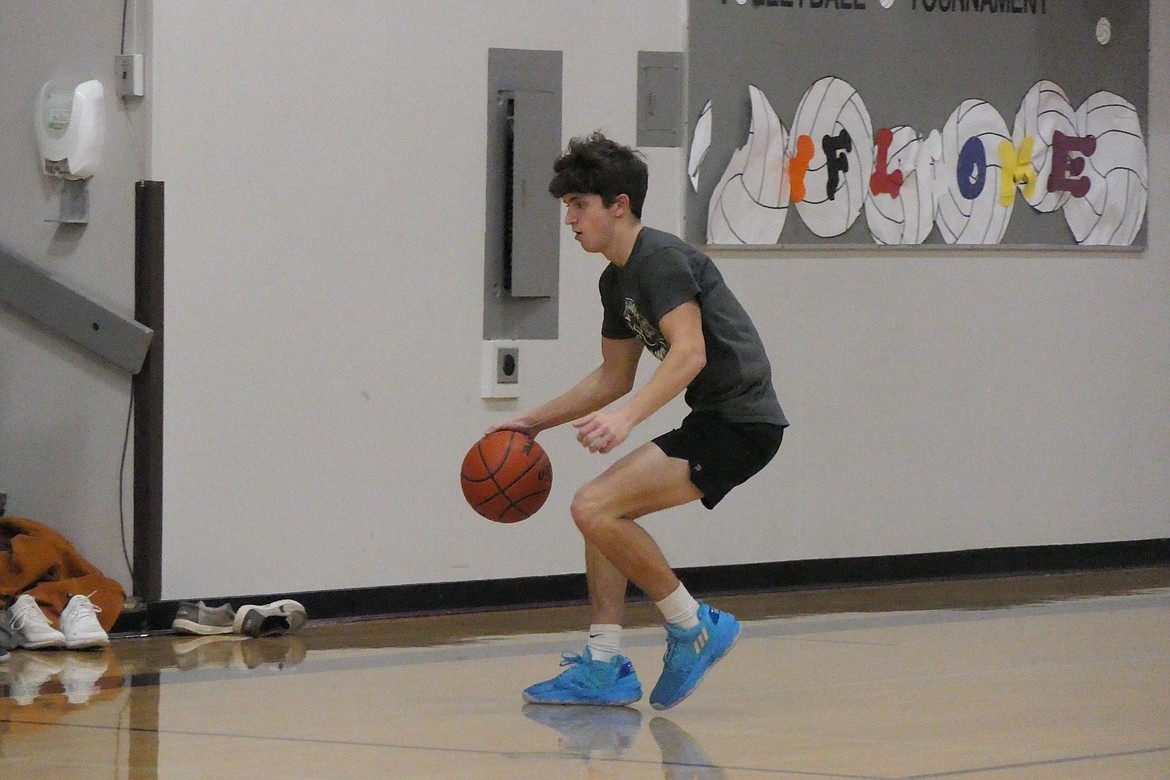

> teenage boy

[{"left": 489, "top": 132, "right": 787, "bottom": 710}]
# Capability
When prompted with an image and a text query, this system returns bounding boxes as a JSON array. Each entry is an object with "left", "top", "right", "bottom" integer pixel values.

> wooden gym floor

[{"left": 1, "top": 566, "right": 1168, "bottom": 779}]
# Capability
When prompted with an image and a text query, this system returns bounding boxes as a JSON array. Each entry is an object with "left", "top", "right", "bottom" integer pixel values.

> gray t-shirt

[{"left": 599, "top": 227, "right": 788, "bottom": 427}]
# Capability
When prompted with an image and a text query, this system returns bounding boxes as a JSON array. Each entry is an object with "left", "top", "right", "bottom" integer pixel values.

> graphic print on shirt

[{"left": 622, "top": 298, "right": 669, "bottom": 360}]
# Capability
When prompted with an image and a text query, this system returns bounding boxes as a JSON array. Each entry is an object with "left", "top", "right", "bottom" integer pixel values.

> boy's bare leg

[{"left": 573, "top": 442, "right": 701, "bottom": 602}]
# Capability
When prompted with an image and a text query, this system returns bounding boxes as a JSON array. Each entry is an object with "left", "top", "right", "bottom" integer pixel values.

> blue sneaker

[
  {"left": 522, "top": 648, "right": 643, "bottom": 706},
  {"left": 649, "top": 603, "right": 740, "bottom": 710}
]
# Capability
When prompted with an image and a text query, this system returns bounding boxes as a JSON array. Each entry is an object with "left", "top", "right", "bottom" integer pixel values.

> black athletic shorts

[{"left": 652, "top": 411, "right": 785, "bottom": 509}]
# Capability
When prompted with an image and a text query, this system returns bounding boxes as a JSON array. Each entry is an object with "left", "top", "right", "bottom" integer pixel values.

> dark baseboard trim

[{"left": 116, "top": 537, "right": 1170, "bottom": 634}]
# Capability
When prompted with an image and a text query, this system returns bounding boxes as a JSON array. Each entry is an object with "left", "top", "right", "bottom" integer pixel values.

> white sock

[
  {"left": 655, "top": 584, "right": 701, "bottom": 630},
  {"left": 587, "top": 624, "right": 622, "bottom": 662}
]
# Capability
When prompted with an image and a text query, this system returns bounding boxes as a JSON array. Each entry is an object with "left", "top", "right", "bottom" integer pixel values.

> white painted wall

[
  {"left": 150, "top": 1, "right": 690, "bottom": 598},
  {"left": 0, "top": 0, "right": 152, "bottom": 591},
  {"left": 3, "top": 1, "right": 1166, "bottom": 603}
]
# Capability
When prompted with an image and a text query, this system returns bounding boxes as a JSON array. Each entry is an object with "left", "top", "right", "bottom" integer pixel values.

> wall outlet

[
  {"left": 115, "top": 54, "right": 145, "bottom": 98},
  {"left": 481, "top": 340, "right": 520, "bottom": 399}
]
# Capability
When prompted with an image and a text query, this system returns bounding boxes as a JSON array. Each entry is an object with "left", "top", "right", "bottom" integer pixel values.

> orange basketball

[{"left": 460, "top": 431, "right": 553, "bottom": 523}]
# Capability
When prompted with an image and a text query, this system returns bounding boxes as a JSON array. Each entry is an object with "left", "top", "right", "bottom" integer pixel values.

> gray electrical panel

[
  {"left": 508, "top": 88, "right": 560, "bottom": 298},
  {"left": 637, "top": 51, "right": 685, "bottom": 148},
  {"left": 484, "top": 48, "right": 562, "bottom": 340}
]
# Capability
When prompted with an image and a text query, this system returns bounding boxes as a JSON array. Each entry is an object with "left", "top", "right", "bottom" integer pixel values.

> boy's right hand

[{"left": 484, "top": 419, "right": 538, "bottom": 439}]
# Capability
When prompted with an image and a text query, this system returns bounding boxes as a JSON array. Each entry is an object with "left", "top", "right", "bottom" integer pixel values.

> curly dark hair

[{"left": 548, "top": 132, "right": 648, "bottom": 218}]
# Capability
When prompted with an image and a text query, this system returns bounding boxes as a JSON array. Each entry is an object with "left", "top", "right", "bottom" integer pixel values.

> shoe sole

[
  {"left": 65, "top": 636, "right": 110, "bottom": 650},
  {"left": 172, "top": 619, "right": 235, "bottom": 636},
  {"left": 522, "top": 691, "right": 642, "bottom": 707},
  {"left": 649, "top": 618, "right": 741, "bottom": 711},
  {"left": 19, "top": 638, "right": 67, "bottom": 650}
]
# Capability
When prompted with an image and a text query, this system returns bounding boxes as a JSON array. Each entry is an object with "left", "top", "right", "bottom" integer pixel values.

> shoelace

[
  {"left": 558, "top": 652, "right": 586, "bottom": 668},
  {"left": 662, "top": 637, "right": 684, "bottom": 667},
  {"left": 10, "top": 601, "right": 53, "bottom": 632},
  {"left": 661, "top": 625, "right": 698, "bottom": 668},
  {"left": 70, "top": 593, "right": 103, "bottom": 622}
]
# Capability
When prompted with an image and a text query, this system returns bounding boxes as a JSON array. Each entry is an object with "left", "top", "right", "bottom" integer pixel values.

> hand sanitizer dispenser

[
  {"left": 35, "top": 80, "right": 105, "bottom": 223},
  {"left": 37, "top": 80, "right": 105, "bottom": 179}
]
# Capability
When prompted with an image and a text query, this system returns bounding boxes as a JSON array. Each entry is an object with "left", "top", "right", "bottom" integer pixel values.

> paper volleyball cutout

[
  {"left": 688, "top": 100, "right": 713, "bottom": 192},
  {"left": 935, "top": 99, "right": 1013, "bottom": 244},
  {"left": 864, "top": 126, "right": 935, "bottom": 245},
  {"left": 1012, "top": 81, "right": 1077, "bottom": 213},
  {"left": 693, "top": 78, "right": 1146, "bottom": 247},
  {"left": 1062, "top": 91, "right": 1147, "bottom": 246},
  {"left": 788, "top": 77, "right": 873, "bottom": 238},
  {"left": 707, "top": 85, "right": 789, "bottom": 245}
]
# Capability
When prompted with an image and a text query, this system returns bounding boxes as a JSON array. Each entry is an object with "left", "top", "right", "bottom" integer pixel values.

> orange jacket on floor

[{"left": 0, "top": 517, "right": 124, "bottom": 631}]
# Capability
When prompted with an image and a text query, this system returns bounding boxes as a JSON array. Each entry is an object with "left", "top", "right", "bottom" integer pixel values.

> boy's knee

[{"left": 570, "top": 483, "right": 608, "bottom": 537}]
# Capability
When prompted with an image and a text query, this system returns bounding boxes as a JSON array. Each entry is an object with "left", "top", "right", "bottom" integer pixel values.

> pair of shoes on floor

[
  {"left": 4, "top": 649, "right": 111, "bottom": 706},
  {"left": 522, "top": 602, "right": 739, "bottom": 711},
  {"left": 172, "top": 599, "right": 307, "bottom": 638},
  {"left": 3, "top": 594, "right": 109, "bottom": 651}
]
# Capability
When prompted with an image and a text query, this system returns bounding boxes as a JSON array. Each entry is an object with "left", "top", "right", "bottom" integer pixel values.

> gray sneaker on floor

[
  {"left": 233, "top": 599, "right": 308, "bottom": 638},
  {"left": 172, "top": 601, "right": 237, "bottom": 635},
  {"left": 0, "top": 608, "right": 18, "bottom": 662}
]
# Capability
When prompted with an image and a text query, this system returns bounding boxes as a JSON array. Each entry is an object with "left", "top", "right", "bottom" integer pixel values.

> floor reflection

[
  {"left": 0, "top": 568, "right": 1165, "bottom": 779},
  {"left": 649, "top": 717, "right": 728, "bottom": 780},
  {"left": 522, "top": 703, "right": 643, "bottom": 759},
  {"left": 522, "top": 703, "right": 729, "bottom": 778},
  {"left": 170, "top": 635, "right": 307, "bottom": 673},
  {"left": 1, "top": 648, "right": 119, "bottom": 707}
]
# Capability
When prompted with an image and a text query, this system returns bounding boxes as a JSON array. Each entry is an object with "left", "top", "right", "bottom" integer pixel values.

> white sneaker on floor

[
  {"left": 9, "top": 594, "right": 67, "bottom": 650},
  {"left": 60, "top": 594, "right": 109, "bottom": 650}
]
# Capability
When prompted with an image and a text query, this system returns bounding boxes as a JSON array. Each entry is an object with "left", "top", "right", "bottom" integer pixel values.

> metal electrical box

[
  {"left": 483, "top": 48, "right": 562, "bottom": 342},
  {"left": 637, "top": 51, "right": 685, "bottom": 148},
  {"left": 507, "top": 88, "right": 560, "bottom": 298}
]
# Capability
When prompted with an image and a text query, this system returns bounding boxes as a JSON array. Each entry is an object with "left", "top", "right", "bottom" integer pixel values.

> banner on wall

[{"left": 685, "top": 0, "right": 1149, "bottom": 248}]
